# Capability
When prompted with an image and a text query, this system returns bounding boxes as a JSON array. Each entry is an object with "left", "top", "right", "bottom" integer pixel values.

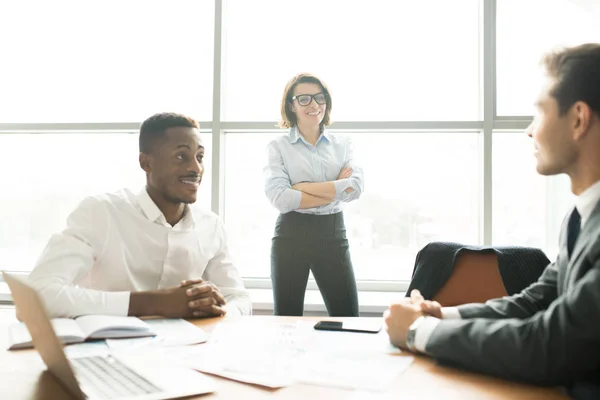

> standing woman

[{"left": 264, "top": 73, "right": 364, "bottom": 316}]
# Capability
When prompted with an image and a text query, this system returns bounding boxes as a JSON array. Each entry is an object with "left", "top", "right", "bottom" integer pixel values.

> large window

[
  {"left": 496, "top": 0, "right": 600, "bottom": 116},
  {"left": 222, "top": 0, "right": 481, "bottom": 121},
  {"left": 0, "top": 0, "right": 214, "bottom": 122},
  {"left": 0, "top": 0, "right": 589, "bottom": 289},
  {"left": 492, "top": 133, "right": 547, "bottom": 249}
]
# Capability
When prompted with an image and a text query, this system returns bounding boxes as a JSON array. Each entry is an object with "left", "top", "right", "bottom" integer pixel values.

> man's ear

[
  {"left": 572, "top": 101, "right": 592, "bottom": 141},
  {"left": 139, "top": 152, "right": 152, "bottom": 173}
]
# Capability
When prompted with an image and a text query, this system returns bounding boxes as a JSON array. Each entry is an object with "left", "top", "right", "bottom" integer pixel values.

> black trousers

[{"left": 270, "top": 211, "right": 359, "bottom": 317}]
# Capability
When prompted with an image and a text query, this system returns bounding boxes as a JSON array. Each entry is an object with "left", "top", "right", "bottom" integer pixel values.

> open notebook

[{"left": 7, "top": 315, "right": 155, "bottom": 350}]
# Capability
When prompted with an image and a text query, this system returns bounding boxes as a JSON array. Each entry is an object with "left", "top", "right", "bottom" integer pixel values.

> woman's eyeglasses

[{"left": 291, "top": 92, "right": 327, "bottom": 106}]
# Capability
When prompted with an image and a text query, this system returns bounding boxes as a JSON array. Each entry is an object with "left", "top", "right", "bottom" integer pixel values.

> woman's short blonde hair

[{"left": 279, "top": 73, "right": 332, "bottom": 128}]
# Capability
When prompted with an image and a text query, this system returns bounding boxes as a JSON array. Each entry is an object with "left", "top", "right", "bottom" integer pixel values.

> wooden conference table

[{"left": 0, "top": 308, "right": 567, "bottom": 400}]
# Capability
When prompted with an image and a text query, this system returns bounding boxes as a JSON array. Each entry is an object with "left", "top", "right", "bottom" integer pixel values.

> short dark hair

[
  {"left": 139, "top": 112, "right": 199, "bottom": 153},
  {"left": 543, "top": 43, "right": 600, "bottom": 116},
  {"left": 279, "top": 73, "right": 333, "bottom": 128}
]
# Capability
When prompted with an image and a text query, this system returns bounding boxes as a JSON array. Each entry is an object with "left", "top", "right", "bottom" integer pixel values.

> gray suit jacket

[{"left": 426, "top": 201, "right": 600, "bottom": 398}]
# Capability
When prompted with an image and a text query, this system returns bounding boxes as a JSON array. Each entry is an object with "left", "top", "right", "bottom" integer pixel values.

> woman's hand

[
  {"left": 292, "top": 182, "right": 308, "bottom": 191},
  {"left": 337, "top": 167, "right": 352, "bottom": 179}
]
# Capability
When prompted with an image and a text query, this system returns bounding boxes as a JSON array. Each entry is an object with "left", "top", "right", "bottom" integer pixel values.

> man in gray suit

[{"left": 384, "top": 43, "right": 600, "bottom": 399}]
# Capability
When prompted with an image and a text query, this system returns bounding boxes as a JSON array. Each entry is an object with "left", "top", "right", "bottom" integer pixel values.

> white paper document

[
  {"left": 105, "top": 318, "right": 209, "bottom": 350},
  {"left": 142, "top": 343, "right": 294, "bottom": 388},
  {"left": 173, "top": 320, "right": 412, "bottom": 391},
  {"left": 208, "top": 321, "right": 304, "bottom": 349},
  {"left": 189, "top": 347, "right": 295, "bottom": 388},
  {"left": 293, "top": 352, "right": 412, "bottom": 391}
]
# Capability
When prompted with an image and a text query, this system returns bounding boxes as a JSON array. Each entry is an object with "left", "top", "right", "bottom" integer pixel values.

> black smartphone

[{"left": 313, "top": 320, "right": 381, "bottom": 334}]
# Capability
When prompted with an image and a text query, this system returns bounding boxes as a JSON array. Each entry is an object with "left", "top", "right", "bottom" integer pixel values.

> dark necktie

[{"left": 567, "top": 208, "right": 581, "bottom": 257}]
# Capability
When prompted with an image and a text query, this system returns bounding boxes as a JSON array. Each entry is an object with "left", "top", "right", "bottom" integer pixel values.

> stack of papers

[
  {"left": 64, "top": 318, "right": 413, "bottom": 392},
  {"left": 156, "top": 320, "right": 412, "bottom": 391}
]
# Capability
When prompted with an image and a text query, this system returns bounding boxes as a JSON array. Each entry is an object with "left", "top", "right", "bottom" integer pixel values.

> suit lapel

[{"left": 564, "top": 200, "right": 600, "bottom": 289}]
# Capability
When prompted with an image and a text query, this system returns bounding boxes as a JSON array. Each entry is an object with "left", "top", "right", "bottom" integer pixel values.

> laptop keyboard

[{"left": 70, "top": 355, "right": 162, "bottom": 399}]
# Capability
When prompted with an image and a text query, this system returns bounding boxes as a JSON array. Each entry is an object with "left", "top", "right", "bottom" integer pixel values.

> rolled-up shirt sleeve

[
  {"left": 264, "top": 140, "right": 302, "bottom": 213},
  {"left": 334, "top": 137, "right": 364, "bottom": 202}
]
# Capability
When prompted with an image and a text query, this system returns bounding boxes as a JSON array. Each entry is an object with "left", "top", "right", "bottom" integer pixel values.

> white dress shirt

[
  {"left": 28, "top": 188, "right": 251, "bottom": 318},
  {"left": 413, "top": 179, "right": 600, "bottom": 353},
  {"left": 576, "top": 180, "right": 600, "bottom": 228}
]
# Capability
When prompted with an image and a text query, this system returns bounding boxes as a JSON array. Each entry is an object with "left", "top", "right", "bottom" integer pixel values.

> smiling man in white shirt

[{"left": 27, "top": 112, "right": 251, "bottom": 318}]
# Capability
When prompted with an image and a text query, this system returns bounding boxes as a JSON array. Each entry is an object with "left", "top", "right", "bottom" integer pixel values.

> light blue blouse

[{"left": 264, "top": 126, "right": 364, "bottom": 215}]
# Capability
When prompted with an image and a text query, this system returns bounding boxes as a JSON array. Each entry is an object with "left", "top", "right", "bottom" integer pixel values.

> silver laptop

[{"left": 3, "top": 272, "right": 216, "bottom": 400}]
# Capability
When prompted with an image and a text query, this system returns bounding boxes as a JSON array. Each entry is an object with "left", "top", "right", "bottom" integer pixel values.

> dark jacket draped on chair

[{"left": 406, "top": 241, "right": 550, "bottom": 300}]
